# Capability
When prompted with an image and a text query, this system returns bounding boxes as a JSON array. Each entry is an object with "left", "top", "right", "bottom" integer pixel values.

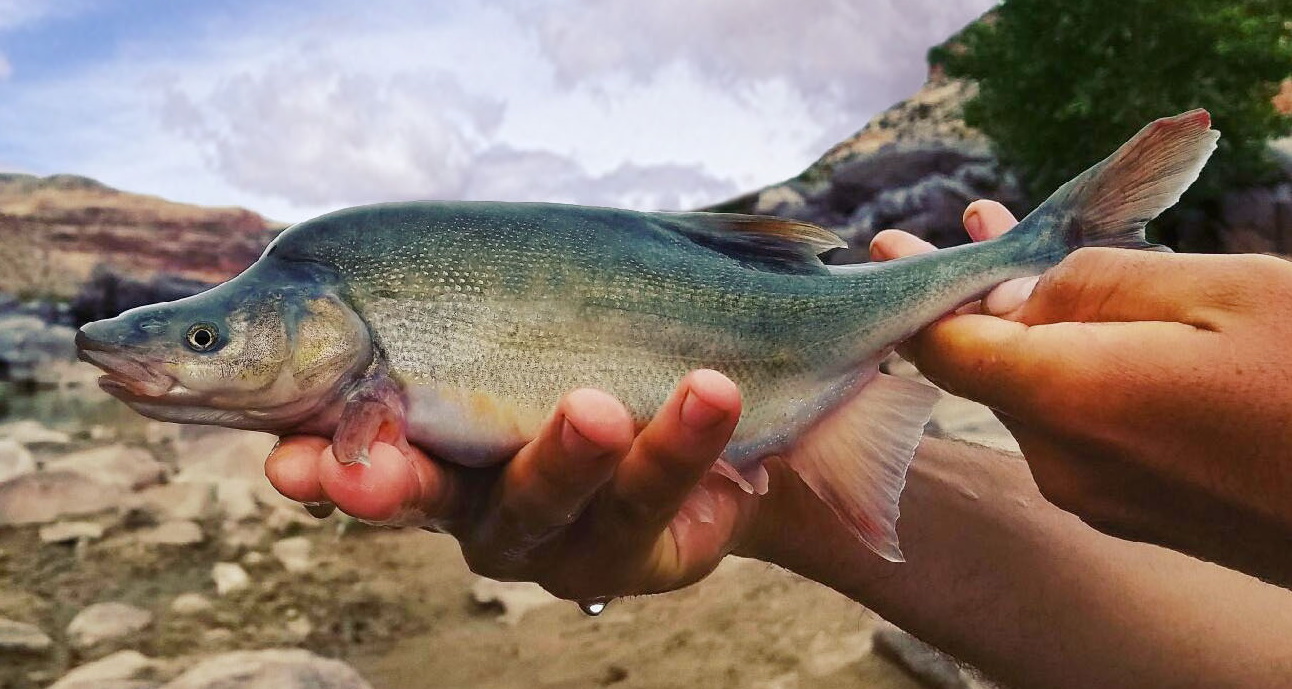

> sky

[{"left": 0, "top": 0, "right": 996, "bottom": 222}]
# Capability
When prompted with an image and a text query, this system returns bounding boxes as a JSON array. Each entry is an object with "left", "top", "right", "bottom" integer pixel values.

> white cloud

[
  {"left": 156, "top": 52, "right": 737, "bottom": 212},
  {"left": 0, "top": 53, "right": 11, "bottom": 81},
  {"left": 517, "top": 0, "right": 992, "bottom": 126},
  {"left": 466, "top": 147, "right": 737, "bottom": 210},
  {"left": 162, "top": 60, "right": 505, "bottom": 206},
  {"left": 0, "top": 1, "right": 996, "bottom": 221}
]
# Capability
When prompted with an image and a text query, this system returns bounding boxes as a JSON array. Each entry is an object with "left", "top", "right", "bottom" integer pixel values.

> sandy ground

[{"left": 0, "top": 517, "right": 929, "bottom": 689}]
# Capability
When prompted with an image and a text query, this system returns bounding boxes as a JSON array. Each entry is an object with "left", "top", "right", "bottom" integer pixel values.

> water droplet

[{"left": 577, "top": 598, "right": 611, "bottom": 616}]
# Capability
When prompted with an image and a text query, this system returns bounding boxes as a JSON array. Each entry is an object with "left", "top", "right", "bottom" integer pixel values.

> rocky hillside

[
  {"left": 711, "top": 69, "right": 1292, "bottom": 261},
  {"left": 0, "top": 174, "right": 283, "bottom": 300},
  {"left": 706, "top": 76, "right": 1026, "bottom": 264}
]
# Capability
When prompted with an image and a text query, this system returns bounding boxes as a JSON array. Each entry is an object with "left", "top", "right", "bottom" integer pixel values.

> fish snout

[{"left": 76, "top": 319, "right": 175, "bottom": 398}]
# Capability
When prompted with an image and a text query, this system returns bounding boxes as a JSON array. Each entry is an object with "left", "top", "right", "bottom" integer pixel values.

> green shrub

[{"left": 933, "top": 0, "right": 1292, "bottom": 211}]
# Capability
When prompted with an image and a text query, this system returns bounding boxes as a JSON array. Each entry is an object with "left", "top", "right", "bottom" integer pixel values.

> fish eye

[{"left": 185, "top": 323, "right": 221, "bottom": 352}]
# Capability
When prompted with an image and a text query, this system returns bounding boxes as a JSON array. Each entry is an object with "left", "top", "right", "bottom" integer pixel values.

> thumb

[{"left": 1008, "top": 247, "right": 1215, "bottom": 327}]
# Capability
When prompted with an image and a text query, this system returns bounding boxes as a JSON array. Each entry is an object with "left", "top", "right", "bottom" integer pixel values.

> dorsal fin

[{"left": 652, "top": 212, "right": 847, "bottom": 274}]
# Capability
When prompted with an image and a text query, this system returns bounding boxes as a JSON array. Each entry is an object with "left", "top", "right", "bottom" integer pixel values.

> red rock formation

[{"left": 0, "top": 174, "right": 284, "bottom": 298}]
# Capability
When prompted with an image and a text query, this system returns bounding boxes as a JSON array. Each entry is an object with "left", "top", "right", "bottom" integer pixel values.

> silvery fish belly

[{"left": 75, "top": 110, "right": 1220, "bottom": 561}]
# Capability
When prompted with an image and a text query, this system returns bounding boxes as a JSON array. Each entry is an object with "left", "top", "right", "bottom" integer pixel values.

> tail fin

[{"left": 1029, "top": 109, "right": 1219, "bottom": 252}]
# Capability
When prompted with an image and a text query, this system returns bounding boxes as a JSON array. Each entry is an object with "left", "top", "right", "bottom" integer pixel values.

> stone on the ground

[
  {"left": 271, "top": 536, "right": 313, "bottom": 573},
  {"left": 134, "top": 520, "right": 204, "bottom": 546},
  {"left": 0, "top": 471, "right": 125, "bottom": 525},
  {"left": 0, "top": 419, "right": 72, "bottom": 446},
  {"left": 201, "top": 628, "right": 235, "bottom": 646},
  {"left": 46, "top": 444, "right": 167, "bottom": 491},
  {"left": 169, "top": 593, "right": 213, "bottom": 616},
  {"left": 212, "top": 562, "right": 250, "bottom": 596},
  {"left": 66, "top": 602, "right": 154, "bottom": 652},
  {"left": 470, "top": 577, "right": 558, "bottom": 626},
  {"left": 0, "top": 439, "right": 36, "bottom": 482},
  {"left": 143, "top": 422, "right": 180, "bottom": 446},
  {"left": 872, "top": 624, "right": 979, "bottom": 689},
  {"left": 160, "top": 649, "right": 372, "bottom": 689},
  {"left": 48, "top": 649, "right": 158, "bottom": 689},
  {"left": 128, "top": 483, "right": 214, "bottom": 522},
  {"left": 283, "top": 614, "right": 313, "bottom": 643},
  {"left": 215, "top": 480, "right": 259, "bottom": 521},
  {"left": 265, "top": 506, "right": 324, "bottom": 532},
  {"left": 221, "top": 522, "right": 268, "bottom": 554},
  {"left": 172, "top": 431, "right": 295, "bottom": 511},
  {"left": 0, "top": 616, "right": 53, "bottom": 654},
  {"left": 39, "top": 520, "right": 106, "bottom": 544},
  {"left": 800, "top": 630, "right": 873, "bottom": 677}
]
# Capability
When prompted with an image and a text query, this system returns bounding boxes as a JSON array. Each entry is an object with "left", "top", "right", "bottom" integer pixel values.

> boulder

[
  {"left": 46, "top": 444, "right": 167, "bottom": 491},
  {"left": 160, "top": 649, "right": 372, "bottom": 689},
  {"left": 168, "top": 593, "right": 213, "bottom": 617},
  {"left": 39, "top": 520, "right": 107, "bottom": 544},
  {"left": 0, "top": 419, "right": 73, "bottom": 446},
  {"left": 0, "top": 471, "right": 125, "bottom": 525},
  {"left": 133, "top": 520, "right": 204, "bottom": 547},
  {"left": 0, "top": 314, "right": 77, "bottom": 384},
  {"left": 66, "top": 602, "right": 154, "bottom": 653},
  {"left": 215, "top": 480, "right": 260, "bottom": 521},
  {"left": 0, "top": 439, "right": 36, "bottom": 483},
  {"left": 127, "top": 482, "right": 214, "bottom": 522},
  {"left": 172, "top": 431, "right": 292, "bottom": 513},
  {"left": 470, "top": 577, "right": 558, "bottom": 626},
  {"left": 0, "top": 616, "right": 53, "bottom": 654},
  {"left": 48, "top": 650, "right": 159, "bottom": 689},
  {"left": 800, "top": 630, "right": 873, "bottom": 678},
  {"left": 271, "top": 536, "right": 313, "bottom": 574},
  {"left": 212, "top": 562, "right": 250, "bottom": 596}
]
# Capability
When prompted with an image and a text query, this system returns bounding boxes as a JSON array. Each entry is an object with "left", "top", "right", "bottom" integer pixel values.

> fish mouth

[{"left": 75, "top": 331, "right": 176, "bottom": 399}]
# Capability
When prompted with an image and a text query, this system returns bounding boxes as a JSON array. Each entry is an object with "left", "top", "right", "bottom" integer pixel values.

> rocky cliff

[
  {"left": 0, "top": 174, "right": 283, "bottom": 300},
  {"left": 711, "top": 70, "right": 1292, "bottom": 261},
  {"left": 706, "top": 76, "right": 1027, "bottom": 264}
]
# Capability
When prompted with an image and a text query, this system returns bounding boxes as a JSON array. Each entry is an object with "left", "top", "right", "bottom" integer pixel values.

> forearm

[{"left": 744, "top": 437, "right": 1292, "bottom": 689}]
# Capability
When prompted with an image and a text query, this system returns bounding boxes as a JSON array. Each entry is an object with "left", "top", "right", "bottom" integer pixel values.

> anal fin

[{"left": 782, "top": 372, "right": 940, "bottom": 562}]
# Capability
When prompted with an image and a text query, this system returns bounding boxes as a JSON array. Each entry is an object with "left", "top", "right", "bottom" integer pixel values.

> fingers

[
  {"left": 316, "top": 441, "right": 456, "bottom": 525},
  {"left": 1012, "top": 250, "right": 1292, "bottom": 330},
  {"left": 963, "top": 199, "right": 1017, "bottom": 242},
  {"left": 266, "top": 436, "right": 331, "bottom": 504},
  {"left": 870, "top": 200, "right": 1018, "bottom": 262},
  {"left": 479, "top": 389, "right": 635, "bottom": 553},
  {"left": 870, "top": 230, "right": 935, "bottom": 261},
  {"left": 604, "top": 369, "right": 742, "bottom": 536},
  {"left": 906, "top": 314, "right": 1198, "bottom": 418},
  {"left": 267, "top": 435, "right": 457, "bottom": 526}
]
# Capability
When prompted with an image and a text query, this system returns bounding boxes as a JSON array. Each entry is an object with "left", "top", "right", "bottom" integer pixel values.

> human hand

[
  {"left": 874, "top": 200, "right": 1292, "bottom": 584},
  {"left": 264, "top": 370, "right": 764, "bottom": 601}
]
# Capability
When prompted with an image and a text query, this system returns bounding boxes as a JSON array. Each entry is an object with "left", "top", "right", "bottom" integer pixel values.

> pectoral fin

[
  {"left": 782, "top": 372, "right": 940, "bottom": 562},
  {"left": 333, "top": 375, "right": 409, "bottom": 465}
]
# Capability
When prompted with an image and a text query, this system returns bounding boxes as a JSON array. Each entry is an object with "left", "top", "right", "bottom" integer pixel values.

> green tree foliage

[{"left": 933, "top": 0, "right": 1292, "bottom": 208}]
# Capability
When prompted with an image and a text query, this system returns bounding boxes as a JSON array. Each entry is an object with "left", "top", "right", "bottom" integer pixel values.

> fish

[{"left": 76, "top": 110, "right": 1218, "bottom": 561}]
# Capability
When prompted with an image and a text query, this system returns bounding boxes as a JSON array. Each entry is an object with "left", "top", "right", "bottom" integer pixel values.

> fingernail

[
  {"left": 984, "top": 276, "right": 1038, "bottom": 316},
  {"left": 561, "top": 418, "right": 602, "bottom": 458},
  {"left": 868, "top": 236, "right": 890, "bottom": 261},
  {"left": 681, "top": 390, "right": 726, "bottom": 430},
  {"left": 964, "top": 210, "right": 984, "bottom": 239},
  {"left": 303, "top": 501, "right": 336, "bottom": 519}
]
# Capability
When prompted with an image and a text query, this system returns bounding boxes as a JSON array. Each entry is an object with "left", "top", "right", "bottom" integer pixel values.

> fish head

[{"left": 76, "top": 272, "right": 371, "bottom": 430}]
